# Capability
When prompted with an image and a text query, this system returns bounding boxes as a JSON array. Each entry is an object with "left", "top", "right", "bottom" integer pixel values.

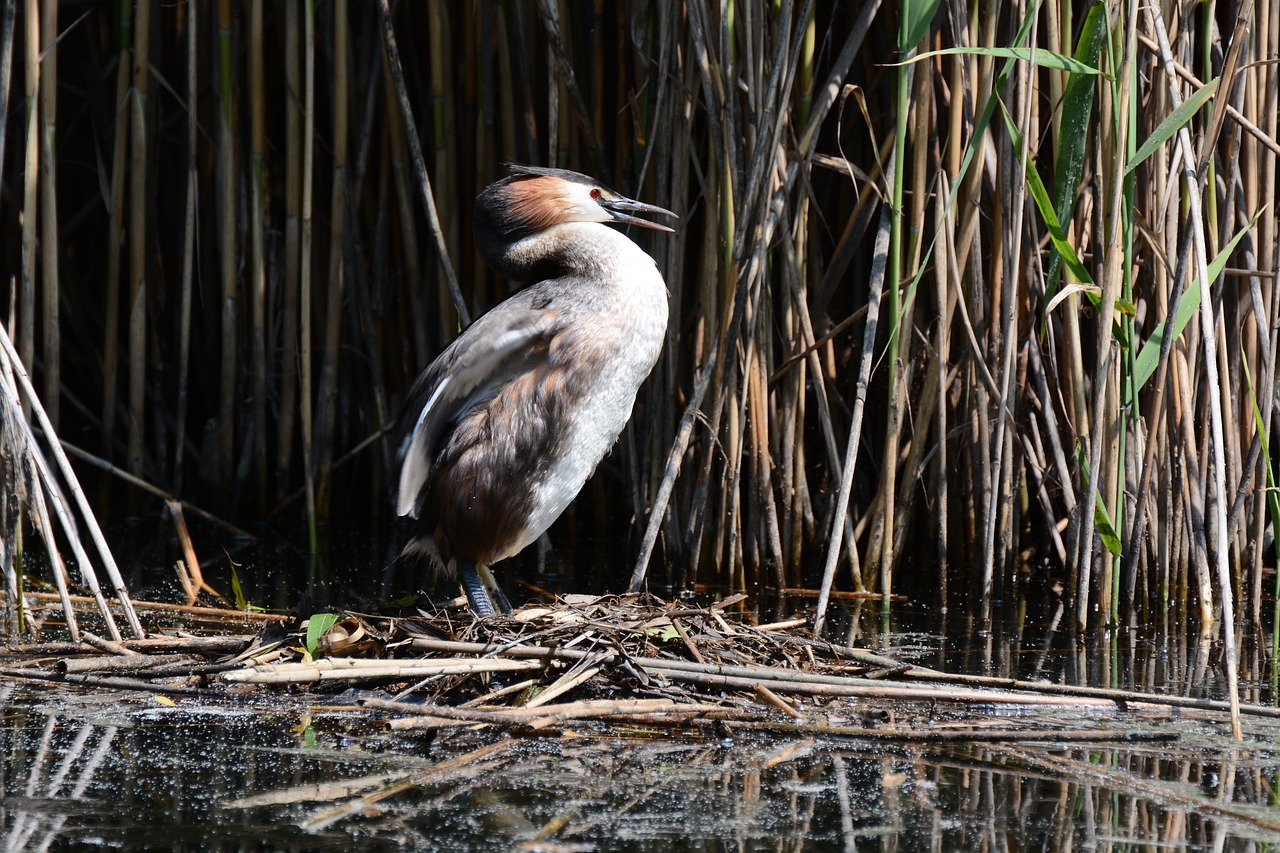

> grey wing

[{"left": 395, "top": 296, "right": 559, "bottom": 518}]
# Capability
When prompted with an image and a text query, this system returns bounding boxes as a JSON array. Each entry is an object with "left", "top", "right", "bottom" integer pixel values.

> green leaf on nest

[{"left": 305, "top": 612, "right": 341, "bottom": 658}]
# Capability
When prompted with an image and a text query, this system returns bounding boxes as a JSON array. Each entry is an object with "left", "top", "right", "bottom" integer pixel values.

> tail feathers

[
  {"left": 390, "top": 539, "right": 512, "bottom": 613},
  {"left": 393, "top": 536, "right": 455, "bottom": 580}
]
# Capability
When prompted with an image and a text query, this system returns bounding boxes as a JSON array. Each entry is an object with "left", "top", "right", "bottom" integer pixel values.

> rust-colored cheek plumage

[{"left": 503, "top": 177, "right": 575, "bottom": 233}]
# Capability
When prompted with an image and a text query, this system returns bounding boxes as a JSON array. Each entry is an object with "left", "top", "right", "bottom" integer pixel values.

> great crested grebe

[{"left": 394, "top": 165, "right": 676, "bottom": 615}]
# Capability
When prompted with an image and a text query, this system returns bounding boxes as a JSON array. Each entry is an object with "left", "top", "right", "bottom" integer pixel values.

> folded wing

[{"left": 396, "top": 298, "right": 559, "bottom": 518}]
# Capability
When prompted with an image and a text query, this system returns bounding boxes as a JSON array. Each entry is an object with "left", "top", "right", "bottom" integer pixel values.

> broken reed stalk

[
  {"left": 365, "top": 696, "right": 734, "bottom": 730},
  {"left": 0, "top": 324, "right": 143, "bottom": 639},
  {"left": 980, "top": 15, "right": 1035, "bottom": 623},
  {"left": 0, "top": 359, "right": 78, "bottom": 639},
  {"left": 13, "top": 465, "right": 79, "bottom": 640}
]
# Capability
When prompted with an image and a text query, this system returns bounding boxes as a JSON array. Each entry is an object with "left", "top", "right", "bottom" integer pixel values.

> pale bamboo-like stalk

[
  {"left": 677, "top": 1, "right": 731, "bottom": 583},
  {"left": 747, "top": 295, "right": 784, "bottom": 588},
  {"left": 1129, "top": 221, "right": 1200, "bottom": 602},
  {"left": 885, "top": 47, "right": 933, "bottom": 579},
  {"left": 17, "top": 0, "right": 35, "bottom": 376},
  {"left": 537, "top": 0, "right": 605, "bottom": 174},
  {"left": 1259, "top": 0, "right": 1280, "bottom": 665},
  {"left": 0, "top": 0, "right": 13, "bottom": 200},
  {"left": 813, "top": 202, "right": 890, "bottom": 636},
  {"left": 1, "top": 346, "right": 40, "bottom": 636},
  {"left": 1149, "top": 1, "right": 1243, "bottom": 739},
  {"left": 37, "top": 0, "right": 55, "bottom": 428},
  {"left": 19, "top": 470, "right": 78, "bottom": 641},
  {"left": 779, "top": 214, "right": 808, "bottom": 578}
]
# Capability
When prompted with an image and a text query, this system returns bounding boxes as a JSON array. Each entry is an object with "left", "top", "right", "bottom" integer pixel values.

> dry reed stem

[
  {"left": 36, "top": 0, "right": 55, "bottom": 429},
  {"left": 0, "top": 1, "right": 15, "bottom": 221},
  {"left": 17, "top": 0, "right": 34, "bottom": 379},
  {"left": 813, "top": 203, "right": 890, "bottom": 635},
  {"left": 223, "top": 656, "right": 547, "bottom": 685},
  {"left": 0, "top": 324, "right": 141, "bottom": 639},
  {"left": 0, "top": 364, "right": 77, "bottom": 640},
  {"left": 1148, "top": 2, "right": 1244, "bottom": 739}
]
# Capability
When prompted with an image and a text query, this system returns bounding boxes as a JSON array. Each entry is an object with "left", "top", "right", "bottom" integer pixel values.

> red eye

[{"left": 590, "top": 188, "right": 601, "bottom": 200}]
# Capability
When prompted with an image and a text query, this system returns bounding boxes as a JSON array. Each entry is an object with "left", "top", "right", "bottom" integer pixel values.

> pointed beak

[{"left": 601, "top": 196, "right": 678, "bottom": 232}]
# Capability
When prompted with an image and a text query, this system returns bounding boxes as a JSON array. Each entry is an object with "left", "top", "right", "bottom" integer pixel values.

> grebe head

[
  {"left": 472, "top": 165, "right": 676, "bottom": 283},
  {"left": 476, "top": 164, "right": 676, "bottom": 240}
]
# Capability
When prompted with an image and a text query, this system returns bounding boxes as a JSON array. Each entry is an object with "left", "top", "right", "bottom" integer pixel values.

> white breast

[{"left": 497, "top": 225, "right": 669, "bottom": 559}]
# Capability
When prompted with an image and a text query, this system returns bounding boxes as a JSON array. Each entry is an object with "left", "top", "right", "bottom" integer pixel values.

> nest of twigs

[
  {"left": 217, "top": 592, "right": 901, "bottom": 733},
  {"left": 0, "top": 591, "right": 1217, "bottom": 744}
]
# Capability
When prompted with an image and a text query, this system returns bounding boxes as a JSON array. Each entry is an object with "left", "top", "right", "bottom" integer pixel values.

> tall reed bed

[{"left": 0, "top": 2, "right": 1277, "bottom": 663}]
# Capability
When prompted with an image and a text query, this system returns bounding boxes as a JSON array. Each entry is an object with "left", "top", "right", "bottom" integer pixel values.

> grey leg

[
  {"left": 457, "top": 558, "right": 497, "bottom": 616},
  {"left": 477, "top": 564, "right": 513, "bottom": 614}
]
